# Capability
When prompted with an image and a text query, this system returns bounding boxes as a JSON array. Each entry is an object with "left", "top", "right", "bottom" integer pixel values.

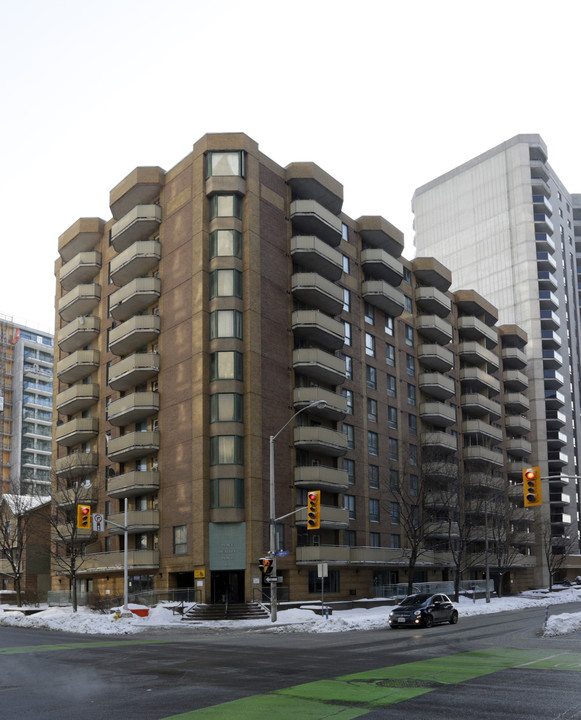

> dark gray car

[{"left": 388, "top": 593, "right": 458, "bottom": 629}]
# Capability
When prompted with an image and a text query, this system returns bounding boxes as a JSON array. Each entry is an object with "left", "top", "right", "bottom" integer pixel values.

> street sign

[
  {"left": 92, "top": 513, "right": 104, "bottom": 532},
  {"left": 318, "top": 562, "right": 328, "bottom": 578},
  {"left": 275, "top": 550, "right": 289, "bottom": 557},
  {"left": 266, "top": 576, "right": 283, "bottom": 583}
]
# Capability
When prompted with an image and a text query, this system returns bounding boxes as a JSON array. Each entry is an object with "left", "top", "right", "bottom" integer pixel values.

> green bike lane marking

[{"left": 162, "top": 648, "right": 581, "bottom": 720}]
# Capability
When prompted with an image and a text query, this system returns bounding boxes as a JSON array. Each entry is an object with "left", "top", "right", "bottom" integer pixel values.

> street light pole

[{"left": 269, "top": 399, "right": 326, "bottom": 622}]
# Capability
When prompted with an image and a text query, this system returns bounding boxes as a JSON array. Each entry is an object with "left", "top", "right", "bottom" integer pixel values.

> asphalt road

[{"left": 1, "top": 604, "right": 581, "bottom": 719}]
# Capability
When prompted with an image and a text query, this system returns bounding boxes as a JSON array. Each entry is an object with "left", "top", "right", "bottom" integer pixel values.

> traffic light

[
  {"left": 76, "top": 504, "right": 91, "bottom": 530},
  {"left": 259, "top": 557, "right": 273, "bottom": 576},
  {"left": 307, "top": 490, "right": 321, "bottom": 530},
  {"left": 522, "top": 467, "right": 542, "bottom": 507}
]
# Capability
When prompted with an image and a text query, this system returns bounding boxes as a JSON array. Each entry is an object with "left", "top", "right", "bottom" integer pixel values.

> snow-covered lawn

[{"left": 1, "top": 586, "right": 580, "bottom": 637}]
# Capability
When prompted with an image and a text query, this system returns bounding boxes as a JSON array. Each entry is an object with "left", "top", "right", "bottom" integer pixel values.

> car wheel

[
  {"left": 423, "top": 614, "right": 433, "bottom": 628},
  {"left": 449, "top": 611, "right": 458, "bottom": 625}
]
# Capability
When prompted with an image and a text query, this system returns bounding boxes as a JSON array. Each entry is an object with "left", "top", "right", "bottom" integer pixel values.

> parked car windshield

[{"left": 399, "top": 594, "right": 431, "bottom": 606}]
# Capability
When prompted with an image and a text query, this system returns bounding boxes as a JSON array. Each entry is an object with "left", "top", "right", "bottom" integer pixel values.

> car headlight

[
  {"left": 389, "top": 612, "right": 394, "bottom": 617},
  {"left": 414, "top": 610, "right": 422, "bottom": 616}
]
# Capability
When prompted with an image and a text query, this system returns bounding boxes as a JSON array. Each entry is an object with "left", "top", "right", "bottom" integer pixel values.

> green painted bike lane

[{"left": 162, "top": 648, "right": 581, "bottom": 720}]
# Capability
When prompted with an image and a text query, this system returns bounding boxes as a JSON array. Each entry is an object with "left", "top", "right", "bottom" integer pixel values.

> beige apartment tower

[{"left": 52, "top": 133, "right": 537, "bottom": 606}]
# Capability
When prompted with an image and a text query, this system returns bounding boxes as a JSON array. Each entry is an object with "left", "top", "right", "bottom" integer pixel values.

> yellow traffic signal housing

[
  {"left": 259, "top": 557, "right": 273, "bottom": 576},
  {"left": 307, "top": 490, "right": 321, "bottom": 530},
  {"left": 522, "top": 466, "right": 542, "bottom": 507},
  {"left": 76, "top": 504, "right": 91, "bottom": 530}
]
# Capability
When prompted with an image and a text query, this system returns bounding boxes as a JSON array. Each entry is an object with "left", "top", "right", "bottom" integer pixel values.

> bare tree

[
  {"left": 540, "top": 520, "right": 577, "bottom": 591},
  {"left": 487, "top": 499, "right": 533, "bottom": 597}
]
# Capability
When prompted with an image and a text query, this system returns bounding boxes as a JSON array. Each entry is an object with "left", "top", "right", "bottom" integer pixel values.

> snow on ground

[{"left": 1, "top": 586, "right": 580, "bottom": 637}]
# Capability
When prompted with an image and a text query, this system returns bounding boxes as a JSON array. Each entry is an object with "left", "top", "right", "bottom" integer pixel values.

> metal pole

[
  {"left": 269, "top": 435, "right": 277, "bottom": 622},
  {"left": 123, "top": 496, "right": 128, "bottom": 611},
  {"left": 485, "top": 504, "right": 490, "bottom": 603}
]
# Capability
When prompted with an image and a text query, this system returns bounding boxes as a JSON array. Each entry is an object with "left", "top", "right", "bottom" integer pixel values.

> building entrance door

[{"left": 211, "top": 570, "right": 244, "bottom": 604}]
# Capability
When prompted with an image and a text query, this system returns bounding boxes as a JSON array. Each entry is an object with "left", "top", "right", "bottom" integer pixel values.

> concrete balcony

[
  {"left": 422, "top": 462, "right": 458, "bottom": 482},
  {"left": 416, "top": 315, "right": 453, "bottom": 344},
  {"left": 545, "top": 390, "right": 565, "bottom": 409},
  {"left": 110, "top": 204, "right": 162, "bottom": 253},
  {"left": 458, "top": 341, "right": 499, "bottom": 370},
  {"left": 540, "top": 310, "right": 560, "bottom": 330},
  {"left": 109, "top": 277, "right": 161, "bottom": 321},
  {"left": 293, "top": 348, "right": 345, "bottom": 386},
  {"left": 542, "top": 350, "right": 563, "bottom": 370},
  {"left": 418, "top": 372, "right": 455, "bottom": 400},
  {"left": 412, "top": 257, "right": 452, "bottom": 292},
  {"left": 107, "top": 470, "right": 160, "bottom": 499},
  {"left": 55, "top": 417, "right": 99, "bottom": 448},
  {"left": 415, "top": 286, "right": 451, "bottom": 318},
  {"left": 419, "top": 401, "right": 456, "bottom": 427},
  {"left": 425, "top": 521, "right": 459, "bottom": 538},
  {"left": 108, "top": 352, "right": 160, "bottom": 391},
  {"left": 457, "top": 316, "right": 498, "bottom": 348},
  {"left": 532, "top": 194, "right": 553, "bottom": 216},
  {"left": 546, "top": 411, "right": 566, "bottom": 429},
  {"left": 58, "top": 316, "right": 100, "bottom": 353},
  {"left": 356, "top": 216, "right": 404, "bottom": 257},
  {"left": 290, "top": 236, "right": 343, "bottom": 281},
  {"left": 55, "top": 452, "right": 99, "bottom": 478},
  {"left": 548, "top": 450, "right": 568, "bottom": 466},
  {"left": 537, "top": 271, "right": 557, "bottom": 292},
  {"left": 539, "top": 290, "right": 559, "bottom": 312},
  {"left": 295, "top": 504, "right": 350, "bottom": 529},
  {"left": 297, "top": 545, "right": 409, "bottom": 566},
  {"left": 361, "top": 248, "right": 404, "bottom": 286},
  {"left": 291, "top": 273, "right": 344, "bottom": 316},
  {"left": 530, "top": 160, "right": 549, "bottom": 183},
  {"left": 417, "top": 343, "right": 454, "bottom": 372},
  {"left": 460, "top": 367, "right": 500, "bottom": 394},
  {"left": 535, "top": 232, "right": 555, "bottom": 253},
  {"left": 544, "top": 370, "right": 564, "bottom": 390},
  {"left": 501, "top": 346, "right": 527, "bottom": 369},
  {"left": 285, "top": 162, "right": 343, "bottom": 215},
  {"left": 56, "top": 525, "right": 93, "bottom": 543},
  {"left": 107, "top": 431, "right": 160, "bottom": 463},
  {"left": 293, "top": 426, "right": 348, "bottom": 457},
  {"left": 503, "top": 370, "right": 528, "bottom": 392},
  {"left": 109, "top": 166, "right": 165, "bottom": 220},
  {"left": 77, "top": 550, "right": 160, "bottom": 573},
  {"left": 107, "top": 510, "right": 160, "bottom": 535},
  {"left": 294, "top": 465, "right": 349, "bottom": 492},
  {"left": 513, "top": 532, "right": 535, "bottom": 545},
  {"left": 541, "top": 330, "right": 561, "bottom": 349},
  {"left": 56, "top": 383, "right": 99, "bottom": 416},
  {"left": 465, "top": 473, "right": 504, "bottom": 491},
  {"left": 58, "top": 284, "right": 101, "bottom": 322},
  {"left": 53, "top": 484, "right": 98, "bottom": 508},
  {"left": 420, "top": 431, "right": 457, "bottom": 453},
  {"left": 57, "top": 349, "right": 100, "bottom": 384},
  {"left": 505, "top": 415, "right": 531, "bottom": 436},
  {"left": 462, "top": 446, "right": 504, "bottom": 466},
  {"left": 58, "top": 217, "right": 104, "bottom": 263},
  {"left": 290, "top": 199, "right": 342, "bottom": 246},
  {"left": 534, "top": 214, "right": 554, "bottom": 234},
  {"left": 292, "top": 310, "right": 344, "bottom": 350},
  {"left": 424, "top": 492, "right": 458, "bottom": 508},
  {"left": 361, "top": 280, "right": 405, "bottom": 317},
  {"left": 462, "top": 420, "right": 503, "bottom": 444},
  {"left": 110, "top": 240, "right": 161, "bottom": 287},
  {"left": 547, "top": 431, "right": 567, "bottom": 448},
  {"left": 293, "top": 387, "right": 347, "bottom": 421},
  {"left": 59, "top": 251, "right": 102, "bottom": 291},
  {"left": 504, "top": 392, "right": 529, "bottom": 413},
  {"left": 109, "top": 315, "right": 160, "bottom": 356},
  {"left": 107, "top": 391, "right": 160, "bottom": 427}
]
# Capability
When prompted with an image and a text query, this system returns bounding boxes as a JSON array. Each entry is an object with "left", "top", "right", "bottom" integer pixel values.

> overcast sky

[{"left": 2, "top": 0, "right": 580, "bottom": 332}]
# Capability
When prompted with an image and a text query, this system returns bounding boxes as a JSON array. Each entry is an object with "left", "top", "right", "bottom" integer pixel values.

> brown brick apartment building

[{"left": 52, "top": 133, "right": 537, "bottom": 605}]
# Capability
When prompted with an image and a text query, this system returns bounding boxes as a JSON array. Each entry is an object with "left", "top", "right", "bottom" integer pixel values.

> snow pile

[{"left": 1, "top": 587, "right": 580, "bottom": 637}]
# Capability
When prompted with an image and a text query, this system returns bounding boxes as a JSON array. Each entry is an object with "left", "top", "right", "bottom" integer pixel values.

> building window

[
  {"left": 386, "top": 343, "right": 396, "bottom": 367},
  {"left": 410, "top": 474, "right": 419, "bottom": 497},
  {"left": 343, "top": 423, "right": 354, "bottom": 449},
  {"left": 308, "top": 569, "right": 340, "bottom": 594},
  {"left": 407, "top": 383, "right": 416, "bottom": 406},
  {"left": 370, "top": 532, "right": 380, "bottom": 548},
  {"left": 343, "top": 354, "right": 353, "bottom": 380},
  {"left": 388, "top": 406, "right": 398, "bottom": 429},
  {"left": 209, "top": 269, "right": 242, "bottom": 299},
  {"left": 343, "top": 288, "right": 351, "bottom": 313},
  {"left": 342, "top": 254, "right": 350, "bottom": 274},
  {"left": 209, "top": 310, "right": 243, "bottom": 339},
  {"left": 210, "top": 393, "right": 243, "bottom": 423},
  {"left": 389, "top": 437, "right": 398, "bottom": 462},
  {"left": 405, "top": 324, "right": 414, "bottom": 346},
  {"left": 408, "top": 413, "right": 417, "bottom": 435},
  {"left": 364, "top": 302, "right": 375, "bottom": 325},
  {"left": 389, "top": 469, "right": 399, "bottom": 492},
  {"left": 210, "top": 478, "right": 244, "bottom": 508},
  {"left": 343, "top": 458, "right": 355, "bottom": 485},
  {"left": 173, "top": 525, "right": 187, "bottom": 555},
  {"left": 386, "top": 375, "right": 396, "bottom": 398},
  {"left": 385, "top": 316, "right": 394, "bottom": 336},
  {"left": 368, "top": 464, "right": 379, "bottom": 489},
  {"left": 368, "top": 431, "right": 378, "bottom": 456},
  {"left": 343, "top": 321, "right": 352, "bottom": 346},
  {"left": 366, "top": 365, "right": 377, "bottom": 390},
  {"left": 344, "top": 529, "right": 356, "bottom": 547},
  {"left": 210, "top": 229, "right": 242, "bottom": 258},
  {"left": 365, "top": 332, "right": 375, "bottom": 357},
  {"left": 209, "top": 194, "right": 242, "bottom": 219},
  {"left": 369, "top": 498, "right": 380, "bottom": 523},
  {"left": 404, "top": 296, "right": 413, "bottom": 313},
  {"left": 391, "top": 534, "right": 401, "bottom": 549},
  {"left": 406, "top": 354, "right": 415, "bottom": 376},
  {"left": 367, "top": 398, "right": 378, "bottom": 423},
  {"left": 342, "top": 388, "right": 354, "bottom": 414},
  {"left": 390, "top": 502, "right": 400, "bottom": 525},
  {"left": 342, "top": 223, "right": 349, "bottom": 242},
  {"left": 209, "top": 435, "right": 244, "bottom": 465},
  {"left": 409, "top": 444, "right": 418, "bottom": 466},
  {"left": 344, "top": 494, "right": 356, "bottom": 519},
  {"left": 210, "top": 351, "right": 243, "bottom": 380},
  {"left": 403, "top": 267, "right": 411, "bottom": 284},
  {"left": 206, "top": 151, "right": 245, "bottom": 178}
]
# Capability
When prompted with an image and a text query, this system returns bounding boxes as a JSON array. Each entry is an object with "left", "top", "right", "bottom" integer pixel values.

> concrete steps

[{"left": 183, "top": 602, "right": 269, "bottom": 621}]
